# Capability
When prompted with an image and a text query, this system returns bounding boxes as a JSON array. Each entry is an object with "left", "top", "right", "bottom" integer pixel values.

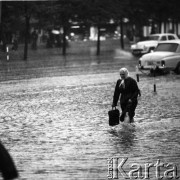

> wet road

[{"left": 0, "top": 72, "right": 180, "bottom": 180}]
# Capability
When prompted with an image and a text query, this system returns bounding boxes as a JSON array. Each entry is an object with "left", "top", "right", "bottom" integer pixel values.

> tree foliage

[{"left": 1, "top": 0, "right": 180, "bottom": 58}]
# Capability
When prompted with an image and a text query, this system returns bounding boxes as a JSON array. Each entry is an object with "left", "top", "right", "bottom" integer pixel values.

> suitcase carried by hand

[{"left": 108, "top": 107, "right": 120, "bottom": 126}]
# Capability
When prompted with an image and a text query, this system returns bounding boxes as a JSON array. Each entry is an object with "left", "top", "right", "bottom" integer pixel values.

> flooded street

[{"left": 0, "top": 72, "right": 180, "bottom": 180}]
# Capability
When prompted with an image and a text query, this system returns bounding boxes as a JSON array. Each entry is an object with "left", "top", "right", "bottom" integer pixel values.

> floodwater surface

[{"left": 0, "top": 72, "right": 179, "bottom": 180}]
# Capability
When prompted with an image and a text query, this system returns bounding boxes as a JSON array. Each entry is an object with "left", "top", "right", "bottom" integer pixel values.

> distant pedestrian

[
  {"left": 12, "top": 34, "right": 18, "bottom": 51},
  {"left": 112, "top": 67, "right": 141, "bottom": 123},
  {"left": 31, "top": 30, "right": 38, "bottom": 50},
  {"left": 46, "top": 31, "right": 54, "bottom": 48}
]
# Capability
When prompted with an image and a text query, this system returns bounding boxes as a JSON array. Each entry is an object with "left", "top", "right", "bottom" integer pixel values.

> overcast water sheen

[{"left": 0, "top": 73, "right": 180, "bottom": 180}]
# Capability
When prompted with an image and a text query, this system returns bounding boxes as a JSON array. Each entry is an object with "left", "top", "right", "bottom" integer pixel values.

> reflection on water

[
  {"left": 0, "top": 73, "right": 179, "bottom": 179},
  {"left": 108, "top": 124, "right": 137, "bottom": 153}
]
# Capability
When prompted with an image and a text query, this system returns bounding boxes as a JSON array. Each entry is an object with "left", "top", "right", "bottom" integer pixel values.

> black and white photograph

[{"left": 0, "top": 0, "right": 180, "bottom": 179}]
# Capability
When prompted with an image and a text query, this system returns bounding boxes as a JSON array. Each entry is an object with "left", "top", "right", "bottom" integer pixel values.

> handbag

[{"left": 108, "top": 107, "right": 120, "bottom": 126}]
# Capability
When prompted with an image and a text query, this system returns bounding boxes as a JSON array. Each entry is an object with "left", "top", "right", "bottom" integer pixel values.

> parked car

[
  {"left": 131, "top": 33, "right": 179, "bottom": 56},
  {"left": 138, "top": 40, "right": 180, "bottom": 74}
]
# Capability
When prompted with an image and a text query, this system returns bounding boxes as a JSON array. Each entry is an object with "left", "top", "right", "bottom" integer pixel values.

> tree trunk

[
  {"left": 120, "top": 19, "right": 124, "bottom": 50},
  {"left": 0, "top": 1, "right": 1, "bottom": 24},
  {"left": 96, "top": 25, "right": 100, "bottom": 56},
  {"left": 151, "top": 21, "right": 156, "bottom": 34},
  {"left": 0, "top": 1, "right": 1, "bottom": 40},
  {"left": 158, "top": 21, "right": 162, "bottom": 33},
  {"left": 0, "top": 1, "right": 1, "bottom": 36},
  {"left": 176, "top": 21, "right": 178, "bottom": 35},
  {"left": 164, "top": 21, "right": 167, "bottom": 33},
  {"left": 172, "top": 19, "right": 175, "bottom": 33},
  {"left": 62, "top": 25, "right": 67, "bottom": 56},
  {"left": 0, "top": 1, "right": 5, "bottom": 52},
  {"left": 24, "top": 2, "right": 30, "bottom": 61}
]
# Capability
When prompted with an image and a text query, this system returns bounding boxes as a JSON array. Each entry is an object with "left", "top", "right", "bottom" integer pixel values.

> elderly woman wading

[{"left": 112, "top": 68, "right": 140, "bottom": 123}]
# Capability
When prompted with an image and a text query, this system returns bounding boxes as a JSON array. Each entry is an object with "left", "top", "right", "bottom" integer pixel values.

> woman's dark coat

[{"left": 113, "top": 77, "right": 140, "bottom": 121}]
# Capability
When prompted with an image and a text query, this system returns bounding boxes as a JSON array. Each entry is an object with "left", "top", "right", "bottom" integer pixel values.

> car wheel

[
  {"left": 132, "top": 52, "right": 140, "bottom": 57},
  {"left": 175, "top": 62, "right": 180, "bottom": 74}
]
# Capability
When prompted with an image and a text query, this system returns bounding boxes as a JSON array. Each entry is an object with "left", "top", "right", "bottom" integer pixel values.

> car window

[
  {"left": 147, "top": 35, "right": 159, "bottom": 40},
  {"left": 168, "top": 35, "right": 175, "bottom": 40},
  {"left": 155, "top": 43, "right": 178, "bottom": 52},
  {"left": 160, "top": 36, "right": 167, "bottom": 41}
]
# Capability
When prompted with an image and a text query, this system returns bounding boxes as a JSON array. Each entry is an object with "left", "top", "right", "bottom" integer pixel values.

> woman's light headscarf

[{"left": 119, "top": 67, "right": 129, "bottom": 79}]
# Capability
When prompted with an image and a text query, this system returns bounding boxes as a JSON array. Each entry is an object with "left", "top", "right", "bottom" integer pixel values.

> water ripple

[{"left": 0, "top": 73, "right": 179, "bottom": 179}]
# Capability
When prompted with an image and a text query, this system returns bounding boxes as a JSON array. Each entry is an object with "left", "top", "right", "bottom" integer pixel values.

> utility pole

[
  {"left": 0, "top": 1, "right": 2, "bottom": 41},
  {"left": 0, "top": 1, "right": 1, "bottom": 23},
  {"left": 24, "top": 1, "right": 30, "bottom": 60}
]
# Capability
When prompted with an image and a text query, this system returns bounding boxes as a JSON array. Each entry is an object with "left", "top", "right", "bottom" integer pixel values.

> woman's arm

[{"left": 130, "top": 78, "right": 139, "bottom": 101}]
